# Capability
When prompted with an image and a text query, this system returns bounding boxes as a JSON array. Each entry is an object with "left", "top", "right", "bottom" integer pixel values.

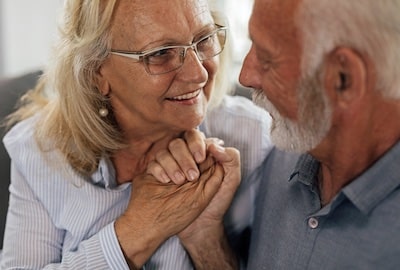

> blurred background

[{"left": 0, "top": 0, "right": 253, "bottom": 83}]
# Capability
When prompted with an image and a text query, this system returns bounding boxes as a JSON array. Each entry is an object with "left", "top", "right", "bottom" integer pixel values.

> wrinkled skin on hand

[
  {"left": 128, "top": 154, "right": 219, "bottom": 236},
  {"left": 115, "top": 154, "right": 224, "bottom": 268},
  {"left": 178, "top": 144, "right": 241, "bottom": 242},
  {"left": 146, "top": 129, "right": 241, "bottom": 269}
]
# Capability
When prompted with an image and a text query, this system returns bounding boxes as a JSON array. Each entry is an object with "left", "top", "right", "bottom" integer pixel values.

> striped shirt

[{"left": 1, "top": 95, "right": 272, "bottom": 269}]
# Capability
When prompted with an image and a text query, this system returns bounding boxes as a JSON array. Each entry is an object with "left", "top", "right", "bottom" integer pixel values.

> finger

[
  {"left": 198, "top": 154, "right": 216, "bottom": 173},
  {"left": 168, "top": 138, "right": 200, "bottom": 181},
  {"left": 205, "top": 137, "right": 224, "bottom": 148},
  {"left": 207, "top": 144, "right": 240, "bottom": 168},
  {"left": 201, "top": 163, "right": 224, "bottom": 201},
  {"left": 183, "top": 129, "right": 207, "bottom": 163},
  {"left": 208, "top": 145, "right": 241, "bottom": 191},
  {"left": 146, "top": 160, "right": 171, "bottom": 183},
  {"left": 155, "top": 149, "right": 186, "bottom": 184}
]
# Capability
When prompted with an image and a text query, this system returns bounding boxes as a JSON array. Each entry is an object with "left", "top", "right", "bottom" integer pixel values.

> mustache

[
  {"left": 251, "top": 89, "right": 264, "bottom": 101},
  {"left": 251, "top": 89, "right": 276, "bottom": 112},
  {"left": 252, "top": 89, "right": 267, "bottom": 106}
]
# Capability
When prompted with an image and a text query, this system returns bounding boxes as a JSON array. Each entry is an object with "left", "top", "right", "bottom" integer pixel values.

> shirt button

[{"left": 308, "top": 217, "right": 319, "bottom": 229}]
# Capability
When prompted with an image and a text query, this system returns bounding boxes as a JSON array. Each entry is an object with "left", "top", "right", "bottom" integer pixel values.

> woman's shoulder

[
  {"left": 3, "top": 115, "right": 39, "bottom": 158},
  {"left": 3, "top": 115, "right": 66, "bottom": 180}
]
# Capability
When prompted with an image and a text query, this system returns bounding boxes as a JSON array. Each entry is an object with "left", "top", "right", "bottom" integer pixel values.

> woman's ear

[
  {"left": 323, "top": 47, "right": 367, "bottom": 108},
  {"left": 94, "top": 66, "right": 111, "bottom": 96}
]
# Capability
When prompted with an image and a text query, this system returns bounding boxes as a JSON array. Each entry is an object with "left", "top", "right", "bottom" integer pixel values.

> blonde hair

[
  {"left": 208, "top": 10, "right": 235, "bottom": 109},
  {"left": 6, "top": 0, "right": 233, "bottom": 176}
]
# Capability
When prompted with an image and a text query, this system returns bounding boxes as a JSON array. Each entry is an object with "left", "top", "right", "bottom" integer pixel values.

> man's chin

[
  {"left": 269, "top": 113, "right": 328, "bottom": 154},
  {"left": 252, "top": 87, "right": 330, "bottom": 154}
]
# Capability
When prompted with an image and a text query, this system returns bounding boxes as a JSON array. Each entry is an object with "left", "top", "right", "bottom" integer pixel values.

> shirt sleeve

[{"left": 0, "top": 162, "right": 129, "bottom": 270}]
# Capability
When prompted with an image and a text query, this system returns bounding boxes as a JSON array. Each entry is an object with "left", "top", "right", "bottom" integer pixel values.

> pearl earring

[{"left": 99, "top": 107, "right": 109, "bottom": 117}]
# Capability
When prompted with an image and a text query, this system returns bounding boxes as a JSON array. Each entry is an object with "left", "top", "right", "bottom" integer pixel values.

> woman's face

[{"left": 96, "top": 0, "right": 219, "bottom": 139}]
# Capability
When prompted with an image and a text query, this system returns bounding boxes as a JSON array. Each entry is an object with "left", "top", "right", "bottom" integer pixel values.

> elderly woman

[{"left": 1, "top": 0, "right": 271, "bottom": 269}]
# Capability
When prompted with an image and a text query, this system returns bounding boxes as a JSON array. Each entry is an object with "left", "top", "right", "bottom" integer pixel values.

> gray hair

[{"left": 296, "top": 0, "right": 400, "bottom": 99}]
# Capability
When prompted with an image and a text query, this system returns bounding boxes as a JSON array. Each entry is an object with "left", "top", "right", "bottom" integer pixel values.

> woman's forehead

[
  {"left": 113, "top": 0, "right": 212, "bottom": 29},
  {"left": 111, "top": 0, "right": 214, "bottom": 49}
]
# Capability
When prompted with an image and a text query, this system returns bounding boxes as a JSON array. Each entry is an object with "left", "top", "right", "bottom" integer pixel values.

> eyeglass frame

[{"left": 109, "top": 24, "right": 227, "bottom": 75}]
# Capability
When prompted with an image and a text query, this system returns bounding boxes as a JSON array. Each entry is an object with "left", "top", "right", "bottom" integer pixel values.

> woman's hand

[
  {"left": 147, "top": 129, "right": 224, "bottom": 184},
  {"left": 114, "top": 154, "right": 224, "bottom": 268}
]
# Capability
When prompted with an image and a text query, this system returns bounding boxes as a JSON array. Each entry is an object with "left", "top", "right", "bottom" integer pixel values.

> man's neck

[{"left": 311, "top": 100, "right": 400, "bottom": 205}]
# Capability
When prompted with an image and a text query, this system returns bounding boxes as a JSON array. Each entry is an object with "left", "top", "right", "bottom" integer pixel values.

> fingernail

[
  {"left": 194, "top": 152, "right": 203, "bottom": 163},
  {"left": 161, "top": 173, "right": 171, "bottom": 183},
  {"left": 187, "top": 169, "right": 198, "bottom": 181}
]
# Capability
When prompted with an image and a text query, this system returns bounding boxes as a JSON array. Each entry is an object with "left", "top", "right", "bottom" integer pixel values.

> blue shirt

[
  {"left": 1, "top": 95, "right": 272, "bottom": 270},
  {"left": 247, "top": 144, "right": 400, "bottom": 270}
]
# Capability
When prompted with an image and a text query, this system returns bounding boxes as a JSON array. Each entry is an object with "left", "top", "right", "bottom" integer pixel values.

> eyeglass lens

[{"left": 144, "top": 28, "right": 226, "bottom": 75}]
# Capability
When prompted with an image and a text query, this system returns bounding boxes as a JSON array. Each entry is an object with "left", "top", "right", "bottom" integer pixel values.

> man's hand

[
  {"left": 179, "top": 144, "right": 240, "bottom": 270},
  {"left": 147, "top": 129, "right": 241, "bottom": 269}
]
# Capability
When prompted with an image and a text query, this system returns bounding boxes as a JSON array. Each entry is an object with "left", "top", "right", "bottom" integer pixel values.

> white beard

[{"left": 253, "top": 74, "right": 332, "bottom": 153}]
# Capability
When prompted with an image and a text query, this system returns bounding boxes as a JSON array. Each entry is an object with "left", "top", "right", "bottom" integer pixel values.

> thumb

[
  {"left": 202, "top": 163, "right": 224, "bottom": 198},
  {"left": 207, "top": 144, "right": 240, "bottom": 168}
]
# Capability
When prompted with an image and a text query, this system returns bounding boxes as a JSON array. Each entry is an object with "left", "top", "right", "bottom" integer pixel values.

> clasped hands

[{"left": 115, "top": 129, "right": 241, "bottom": 268}]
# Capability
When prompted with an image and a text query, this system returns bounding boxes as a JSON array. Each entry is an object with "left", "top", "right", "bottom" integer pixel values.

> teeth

[{"left": 171, "top": 89, "right": 201, "bottom": 100}]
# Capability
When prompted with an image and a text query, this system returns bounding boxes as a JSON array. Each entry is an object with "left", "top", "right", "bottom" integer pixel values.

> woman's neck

[{"left": 113, "top": 132, "right": 182, "bottom": 184}]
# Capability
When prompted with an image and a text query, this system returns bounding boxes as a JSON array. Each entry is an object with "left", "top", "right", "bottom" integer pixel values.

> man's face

[{"left": 239, "top": 0, "right": 332, "bottom": 153}]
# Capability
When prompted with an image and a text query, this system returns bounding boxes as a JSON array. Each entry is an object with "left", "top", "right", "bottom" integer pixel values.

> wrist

[
  {"left": 114, "top": 215, "right": 165, "bottom": 268},
  {"left": 180, "top": 222, "right": 239, "bottom": 270}
]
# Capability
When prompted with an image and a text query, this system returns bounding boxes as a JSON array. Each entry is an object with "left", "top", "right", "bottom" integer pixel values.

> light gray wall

[
  {"left": 0, "top": 1, "right": 4, "bottom": 76},
  {"left": 1, "top": 0, "right": 63, "bottom": 78},
  {"left": 0, "top": 0, "right": 252, "bottom": 79}
]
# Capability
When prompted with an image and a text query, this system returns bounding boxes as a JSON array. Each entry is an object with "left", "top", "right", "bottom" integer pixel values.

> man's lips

[{"left": 167, "top": 89, "right": 201, "bottom": 101}]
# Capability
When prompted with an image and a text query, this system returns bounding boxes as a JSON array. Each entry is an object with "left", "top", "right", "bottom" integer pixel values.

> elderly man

[
  {"left": 146, "top": 0, "right": 400, "bottom": 268},
  {"left": 238, "top": 0, "right": 400, "bottom": 269}
]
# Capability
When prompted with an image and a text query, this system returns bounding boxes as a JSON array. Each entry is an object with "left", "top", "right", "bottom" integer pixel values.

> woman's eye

[
  {"left": 150, "top": 48, "right": 171, "bottom": 58},
  {"left": 146, "top": 48, "right": 176, "bottom": 64},
  {"left": 197, "top": 34, "right": 215, "bottom": 49}
]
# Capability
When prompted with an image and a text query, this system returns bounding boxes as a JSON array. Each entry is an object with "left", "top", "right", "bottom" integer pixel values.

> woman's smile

[{"left": 166, "top": 89, "right": 202, "bottom": 104}]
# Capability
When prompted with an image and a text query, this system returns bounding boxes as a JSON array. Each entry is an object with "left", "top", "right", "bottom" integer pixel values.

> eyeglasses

[{"left": 109, "top": 24, "right": 227, "bottom": 75}]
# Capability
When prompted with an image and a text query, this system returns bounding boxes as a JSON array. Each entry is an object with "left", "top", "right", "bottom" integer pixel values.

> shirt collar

[
  {"left": 342, "top": 140, "right": 400, "bottom": 215},
  {"left": 289, "top": 141, "right": 400, "bottom": 215},
  {"left": 289, "top": 153, "right": 319, "bottom": 188},
  {"left": 90, "top": 157, "right": 130, "bottom": 191}
]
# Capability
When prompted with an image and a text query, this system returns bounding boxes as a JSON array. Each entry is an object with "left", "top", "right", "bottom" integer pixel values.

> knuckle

[
  {"left": 155, "top": 149, "right": 170, "bottom": 160},
  {"left": 168, "top": 138, "right": 185, "bottom": 150}
]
